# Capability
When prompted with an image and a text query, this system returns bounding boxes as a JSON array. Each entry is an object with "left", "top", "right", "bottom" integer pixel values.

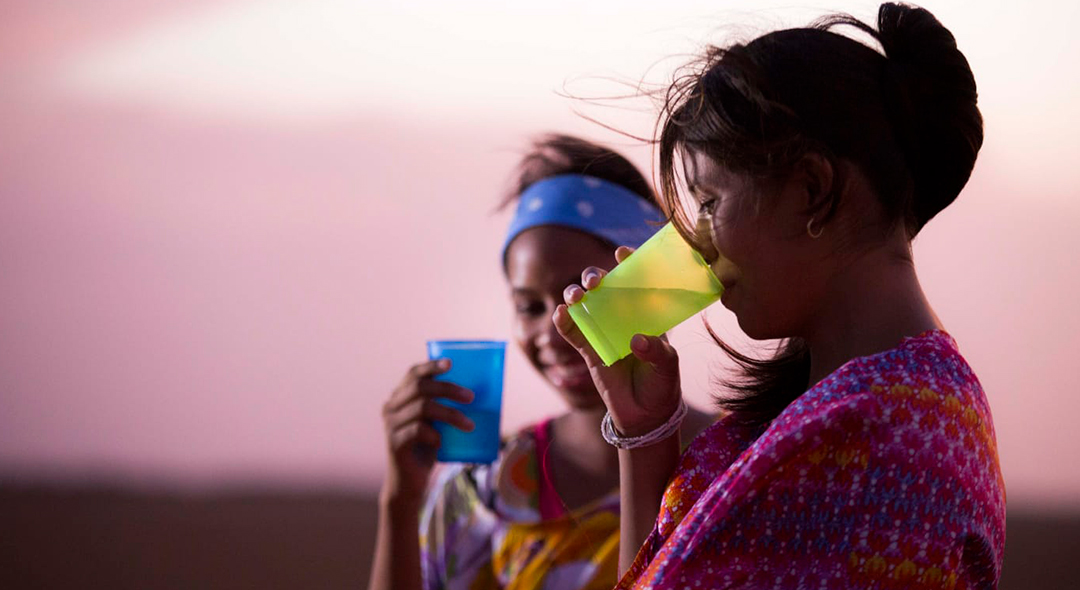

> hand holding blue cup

[{"left": 426, "top": 340, "right": 506, "bottom": 464}]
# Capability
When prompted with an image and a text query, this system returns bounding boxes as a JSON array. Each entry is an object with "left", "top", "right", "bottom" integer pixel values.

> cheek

[
  {"left": 709, "top": 211, "right": 755, "bottom": 264},
  {"left": 749, "top": 246, "right": 819, "bottom": 318},
  {"left": 511, "top": 315, "right": 542, "bottom": 363}
]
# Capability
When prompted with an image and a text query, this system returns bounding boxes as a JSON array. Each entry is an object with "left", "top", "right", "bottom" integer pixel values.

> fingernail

[
  {"left": 438, "top": 359, "right": 451, "bottom": 370},
  {"left": 632, "top": 334, "right": 649, "bottom": 352},
  {"left": 584, "top": 271, "right": 598, "bottom": 284}
]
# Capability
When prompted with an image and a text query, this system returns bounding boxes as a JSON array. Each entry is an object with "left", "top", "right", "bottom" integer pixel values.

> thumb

[{"left": 629, "top": 334, "right": 679, "bottom": 378}]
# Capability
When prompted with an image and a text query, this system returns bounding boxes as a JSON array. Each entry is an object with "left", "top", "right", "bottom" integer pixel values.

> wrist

[
  {"left": 603, "top": 399, "right": 687, "bottom": 449},
  {"left": 613, "top": 413, "right": 674, "bottom": 438},
  {"left": 379, "top": 478, "right": 425, "bottom": 513},
  {"left": 617, "top": 430, "right": 680, "bottom": 460}
]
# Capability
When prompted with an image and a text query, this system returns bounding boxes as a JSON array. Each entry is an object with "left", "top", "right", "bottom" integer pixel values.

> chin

[
  {"left": 560, "top": 389, "right": 607, "bottom": 412},
  {"left": 546, "top": 378, "right": 603, "bottom": 409},
  {"left": 735, "top": 314, "right": 780, "bottom": 342}
]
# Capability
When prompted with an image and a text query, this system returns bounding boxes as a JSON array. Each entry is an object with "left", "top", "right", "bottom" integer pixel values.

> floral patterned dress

[
  {"left": 618, "top": 330, "right": 1006, "bottom": 590},
  {"left": 419, "top": 420, "right": 621, "bottom": 590}
]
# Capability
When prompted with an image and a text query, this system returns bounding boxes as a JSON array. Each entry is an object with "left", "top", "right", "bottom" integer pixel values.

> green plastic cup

[{"left": 568, "top": 222, "right": 723, "bottom": 366}]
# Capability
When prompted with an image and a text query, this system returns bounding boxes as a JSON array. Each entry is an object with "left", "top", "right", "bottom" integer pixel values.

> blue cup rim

[{"left": 427, "top": 339, "right": 507, "bottom": 350}]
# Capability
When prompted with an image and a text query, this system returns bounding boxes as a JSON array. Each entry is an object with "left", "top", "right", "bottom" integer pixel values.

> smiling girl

[{"left": 369, "top": 135, "right": 713, "bottom": 590}]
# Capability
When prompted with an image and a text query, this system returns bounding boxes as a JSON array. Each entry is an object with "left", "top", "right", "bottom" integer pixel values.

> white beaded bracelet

[{"left": 600, "top": 399, "right": 688, "bottom": 449}]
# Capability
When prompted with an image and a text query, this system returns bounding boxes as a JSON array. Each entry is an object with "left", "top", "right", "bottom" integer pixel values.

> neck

[
  {"left": 552, "top": 405, "right": 618, "bottom": 470},
  {"left": 803, "top": 242, "right": 941, "bottom": 387}
]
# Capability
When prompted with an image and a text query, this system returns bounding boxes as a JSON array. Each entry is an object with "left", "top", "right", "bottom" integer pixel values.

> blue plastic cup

[{"left": 426, "top": 340, "right": 506, "bottom": 463}]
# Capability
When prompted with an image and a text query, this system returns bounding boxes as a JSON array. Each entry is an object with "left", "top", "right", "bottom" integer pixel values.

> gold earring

[{"left": 807, "top": 217, "right": 824, "bottom": 239}]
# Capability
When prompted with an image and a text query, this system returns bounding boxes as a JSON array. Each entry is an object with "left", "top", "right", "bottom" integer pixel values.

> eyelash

[{"left": 698, "top": 198, "right": 717, "bottom": 214}]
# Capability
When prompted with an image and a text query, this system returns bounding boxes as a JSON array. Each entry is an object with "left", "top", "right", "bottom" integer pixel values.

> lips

[
  {"left": 714, "top": 267, "right": 740, "bottom": 307},
  {"left": 720, "top": 285, "right": 734, "bottom": 308},
  {"left": 710, "top": 256, "right": 740, "bottom": 292}
]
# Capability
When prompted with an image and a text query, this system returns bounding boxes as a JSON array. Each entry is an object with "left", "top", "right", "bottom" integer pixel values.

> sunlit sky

[
  {"left": 43, "top": 0, "right": 1080, "bottom": 193},
  {"left": 2, "top": 0, "right": 1079, "bottom": 505}
]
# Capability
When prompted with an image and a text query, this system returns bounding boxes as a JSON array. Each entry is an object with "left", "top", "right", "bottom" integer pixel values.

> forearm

[
  {"left": 616, "top": 433, "right": 680, "bottom": 575},
  {"left": 367, "top": 491, "right": 424, "bottom": 590}
]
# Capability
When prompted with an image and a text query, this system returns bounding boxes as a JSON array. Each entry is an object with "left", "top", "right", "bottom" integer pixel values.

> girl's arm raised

[
  {"left": 368, "top": 361, "right": 474, "bottom": 590},
  {"left": 552, "top": 246, "right": 685, "bottom": 574}
]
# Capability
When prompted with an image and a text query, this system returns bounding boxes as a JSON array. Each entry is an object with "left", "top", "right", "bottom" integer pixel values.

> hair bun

[
  {"left": 877, "top": 3, "right": 956, "bottom": 64},
  {"left": 876, "top": 3, "right": 982, "bottom": 232}
]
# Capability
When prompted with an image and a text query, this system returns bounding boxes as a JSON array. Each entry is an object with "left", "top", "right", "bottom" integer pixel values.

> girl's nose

[{"left": 535, "top": 303, "right": 564, "bottom": 349}]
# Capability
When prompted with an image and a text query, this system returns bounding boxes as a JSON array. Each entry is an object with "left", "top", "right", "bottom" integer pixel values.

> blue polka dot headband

[{"left": 501, "top": 174, "right": 665, "bottom": 268}]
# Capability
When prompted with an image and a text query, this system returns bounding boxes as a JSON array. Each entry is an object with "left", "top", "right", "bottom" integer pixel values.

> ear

[{"left": 793, "top": 152, "right": 836, "bottom": 218}]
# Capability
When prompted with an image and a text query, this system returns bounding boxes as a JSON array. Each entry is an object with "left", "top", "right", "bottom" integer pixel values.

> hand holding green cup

[{"left": 567, "top": 222, "right": 724, "bottom": 365}]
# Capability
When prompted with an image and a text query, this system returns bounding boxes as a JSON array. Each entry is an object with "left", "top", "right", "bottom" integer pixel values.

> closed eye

[{"left": 689, "top": 184, "right": 717, "bottom": 214}]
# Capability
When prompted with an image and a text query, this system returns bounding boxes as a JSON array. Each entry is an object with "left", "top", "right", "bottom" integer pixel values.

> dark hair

[
  {"left": 501, "top": 134, "right": 655, "bottom": 210},
  {"left": 657, "top": 3, "right": 982, "bottom": 428}
]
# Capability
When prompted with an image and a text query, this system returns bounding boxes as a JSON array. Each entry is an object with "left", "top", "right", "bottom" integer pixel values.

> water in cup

[
  {"left": 426, "top": 340, "right": 506, "bottom": 463},
  {"left": 568, "top": 223, "right": 724, "bottom": 365}
]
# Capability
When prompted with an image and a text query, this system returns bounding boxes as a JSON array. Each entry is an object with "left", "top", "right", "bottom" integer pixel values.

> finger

[
  {"left": 384, "top": 398, "right": 423, "bottom": 431},
  {"left": 406, "top": 358, "right": 451, "bottom": 382},
  {"left": 580, "top": 266, "right": 607, "bottom": 290},
  {"left": 411, "top": 438, "right": 438, "bottom": 466},
  {"left": 552, "top": 304, "right": 605, "bottom": 368},
  {"left": 629, "top": 333, "right": 680, "bottom": 379},
  {"left": 390, "top": 421, "right": 442, "bottom": 453},
  {"left": 387, "top": 359, "right": 454, "bottom": 408},
  {"left": 563, "top": 283, "right": 586, "bottom": 306},
  {"left": 615, "top": 246, "right": 635, "bottom": 264},
  {"left": 420, "top": 400, "right": 475, "bottom": 432},
  {"left": 387, "top": 396, "right": 471, "bottom": 432},
  {"left": 385, "top": 379, "right": 472, "bottom": 414},
  {"left": 417, "top": 380, "right": 474, "bottom": 405}
]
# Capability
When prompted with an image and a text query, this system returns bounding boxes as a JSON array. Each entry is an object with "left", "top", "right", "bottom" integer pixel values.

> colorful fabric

[
  {"left": 534, "top": 419, "right": 568, "bottom": 521},
  {"left": 501, "top": 174, "right": 664, "bottom": 267},
  {"left": 419, "top": 421, "right": 621, "bottom": 590},
  {"left": 618, "top": 330, "right": 1006, "bottom": 590}
]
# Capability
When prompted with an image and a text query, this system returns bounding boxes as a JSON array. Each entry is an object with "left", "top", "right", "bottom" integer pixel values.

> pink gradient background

[{"left": 1, "top": 0, "right": 1078, "bottom": 509}]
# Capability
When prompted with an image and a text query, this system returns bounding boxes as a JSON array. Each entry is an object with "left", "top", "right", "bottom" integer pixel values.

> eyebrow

[{"left": 685, "top": 182, "right": 708, "bottom": 200}]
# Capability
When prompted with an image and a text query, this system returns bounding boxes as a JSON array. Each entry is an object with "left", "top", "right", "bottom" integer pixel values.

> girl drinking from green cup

[
  {"left": 369, "top": 135, "right": 714, "bottom": 590},
  {"left": 555, "top": 4, "right": 1005, "bottom": 588}
]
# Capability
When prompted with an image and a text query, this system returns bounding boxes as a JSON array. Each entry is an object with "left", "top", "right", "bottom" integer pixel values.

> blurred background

[{"left": 1, "top": 0, "right": 1078, "bottom": 587}]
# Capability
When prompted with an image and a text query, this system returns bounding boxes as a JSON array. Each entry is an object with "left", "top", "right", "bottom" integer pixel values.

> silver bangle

[{"left": 600, "top": 400, "right": 688, "bottom": 449}]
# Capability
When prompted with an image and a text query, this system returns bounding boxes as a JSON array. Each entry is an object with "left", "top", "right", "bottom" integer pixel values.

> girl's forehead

[
  {"left": 689, "top": 156, "right": 755, "bottom": 200},
  {"left": 505, "top": 227, "right": 613, "bottom": 285},
  {"left": 684, "top": 150, "right": 732, "bottom": 183}
]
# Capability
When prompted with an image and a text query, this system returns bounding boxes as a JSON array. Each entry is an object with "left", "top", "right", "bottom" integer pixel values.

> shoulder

[
  {"left": 701, "top": 330, "right": 1000, "bottom": 512},
  {"left": 757, "top": 330, "right": 1004, "bottom": 543},
  {"left": 792, "top": 329, "right": 998, "bottom": 468},
  {"left": 680, "top": 405, "right": 720, "bottom": 444},
  {"left": 773, "top": 329, "right": 987, "bottom": 438},
  {"left": 633, "top": 332, "right": 1005, "bottom": 585},
  {"left": 655, "top": 412, "right": 760, "bottom": 538}
]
